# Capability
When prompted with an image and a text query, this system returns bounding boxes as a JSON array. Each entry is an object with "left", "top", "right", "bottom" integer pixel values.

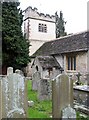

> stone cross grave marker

[
  {"left": 1, "top": 69, "right": 27, "bottom": 118},
  {"left": 37, "top": 78, "right": 51, "bottom": 101},
  {"left": 52, "top": 74, "right": 76, "bottom": 118}
]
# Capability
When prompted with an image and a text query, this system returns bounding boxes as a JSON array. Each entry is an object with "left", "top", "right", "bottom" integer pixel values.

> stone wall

[
  {"left": 63, "top": 52, "right": 88, "bottom": 84},
  {"left": 76, "top": 52, "right": 87, "bottom": 73}
]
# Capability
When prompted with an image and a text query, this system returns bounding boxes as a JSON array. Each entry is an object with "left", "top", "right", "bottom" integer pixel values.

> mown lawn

[
  {"left": 27, "top": 80, "right": 52, "bottom": 118},
  {"left": 27, "top": 80, "right": 89, "bottom": 119}
]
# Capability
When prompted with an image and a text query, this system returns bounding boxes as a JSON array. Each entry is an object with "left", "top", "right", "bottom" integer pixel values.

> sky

[{"left": 19, "top": 0, "right": 88, "bottom": 34}]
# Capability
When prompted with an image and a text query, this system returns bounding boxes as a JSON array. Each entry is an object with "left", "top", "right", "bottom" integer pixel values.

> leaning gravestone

[
  {"left": 2, "top": 72, "right": 27, "bottom": 118},
  {"left": 52, "top": 74, "right": 76, "bottom": 119}
]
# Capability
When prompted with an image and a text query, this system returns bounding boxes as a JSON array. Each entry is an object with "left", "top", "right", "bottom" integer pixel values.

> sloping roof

[
  {"left": 32, "top": 31, "right": 89, "bottom": 57},
  {"left": 37, "top": 56, "right": 62, "bottom": 69}
]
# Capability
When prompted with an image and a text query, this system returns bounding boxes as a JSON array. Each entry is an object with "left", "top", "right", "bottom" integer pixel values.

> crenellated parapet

[{"left": 23, "top": 6, "right": 55, "bottom": 22}]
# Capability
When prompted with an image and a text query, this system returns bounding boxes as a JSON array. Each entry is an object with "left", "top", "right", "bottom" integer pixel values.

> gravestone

[
  {"left": 32, "top": 71, "right": 41, "bottom": 90},
  {"left": 7, "top": 67, "right": 13, "bottom": 76},
  {"left": 62, "top": 105, "right": 76, "bottom": 119},
  {"left": 15, "top": 69, "right": 24, "bottom": 76},
  {"left": 52, "top": 74, "right": 75, "bottom": 118},
  {"left": 2, "top": 72, "right": 27, "bottom": 118},
  {"left": 37, "top": 78, "right": 51, "bottom": 101}
]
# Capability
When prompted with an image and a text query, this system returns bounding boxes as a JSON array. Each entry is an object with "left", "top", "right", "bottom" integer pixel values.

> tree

[
  {"left": 55, "top": 11, "right": 67, "bottom": 38},
  {"left": 2, "top": 2, "right": 30, "bottom": 72}
]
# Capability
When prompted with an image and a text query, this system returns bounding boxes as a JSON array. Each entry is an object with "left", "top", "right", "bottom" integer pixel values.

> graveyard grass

[
  {"left": 27, "top": 80, "right": 89, "bottom": 119},
  {"left": 27, "top": 80, "right": 52, "bottom": 118}
]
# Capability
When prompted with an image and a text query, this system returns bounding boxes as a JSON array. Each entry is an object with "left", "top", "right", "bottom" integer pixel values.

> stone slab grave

[
  {"left": 52, "top": 74, "right": 76, "bottom": 119},
  {"left": 73, "top": 73, "right": 89, "bottom": 115},
  {"left": 1, "top": 67, "right": 28, "bottom": 118},
  {"left": 37, "top": 78, "right": 51, "bottom": 101},
  {"left": 32, "top": 71, "right": 41, "bottom": 90},
  {"left": 73, "top": 85, "right": 89, "bottom": 107}
]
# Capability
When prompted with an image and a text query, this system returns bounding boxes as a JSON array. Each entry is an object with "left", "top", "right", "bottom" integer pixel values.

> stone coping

[{"left": 73, "top": 85, "right": 89, "bottom": 92}]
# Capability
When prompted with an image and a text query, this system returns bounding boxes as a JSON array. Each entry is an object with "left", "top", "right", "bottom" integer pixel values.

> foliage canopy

[
  {"left": 2, "top": 2, "right": 30, "bottom": 70},
  {"left": 55, "top": 11, "right": 67, "bottom": 38}
]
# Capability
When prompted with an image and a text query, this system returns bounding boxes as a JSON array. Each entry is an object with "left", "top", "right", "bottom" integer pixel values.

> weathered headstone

[
  {"left": 2, "top": 73, "right": 27, "bottom": 118},
  {"left": 15, "top": 69, "right": 24, "bottom": 76},
  {"left": 32, "top": 71, "right": 41, "bottom": 90},
  {"left": 52, "top": 74, "right": 75, "bottom": 118},
  {"left": 62, "top": 105, "right": 76, "bottom": 119},
  {"left": 7, "top": 67, "right": 13, "bottom": 76},
  {"left": 37, "top": 78, "right": 51, "bottom": 101}
]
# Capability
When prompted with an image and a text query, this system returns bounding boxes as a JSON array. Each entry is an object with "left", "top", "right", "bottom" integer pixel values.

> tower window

[{"left": 38, "top": 23, "right": 47, "bottom": 33}]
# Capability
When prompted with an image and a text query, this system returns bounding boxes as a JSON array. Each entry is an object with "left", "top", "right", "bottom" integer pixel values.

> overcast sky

[{"left": 19, "top": 0, "right": 88, "bottom": 34}]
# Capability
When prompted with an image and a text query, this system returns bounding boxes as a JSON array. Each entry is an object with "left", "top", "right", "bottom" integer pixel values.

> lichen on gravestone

[{"left": 2, "top": 72, "right": 27, "bottom": 118}]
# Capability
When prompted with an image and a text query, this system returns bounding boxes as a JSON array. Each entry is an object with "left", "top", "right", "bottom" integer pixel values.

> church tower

[{"left": 23, "top": 6, "right": 56, "bottom": 56}]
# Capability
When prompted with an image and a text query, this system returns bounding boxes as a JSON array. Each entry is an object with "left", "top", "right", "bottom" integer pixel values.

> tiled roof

[
  {"left": 37, "top": 56, "right": 61, "bottom": 69},
  {"left": 32, "top": 31, "right": 89, "bottom": 57}
]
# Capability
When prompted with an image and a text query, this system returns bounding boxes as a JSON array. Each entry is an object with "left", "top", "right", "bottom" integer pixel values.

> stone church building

[{"left": 32, "top": 31, "right": 89, "bottom": 84}]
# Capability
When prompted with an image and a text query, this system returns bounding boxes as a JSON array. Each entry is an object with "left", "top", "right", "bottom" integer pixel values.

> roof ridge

[
  {"left": 47, "top": 30, "right": 88, "bottom": 43},
  {"left": 31, "top": 31, "right": 88, "bottom": 57}
]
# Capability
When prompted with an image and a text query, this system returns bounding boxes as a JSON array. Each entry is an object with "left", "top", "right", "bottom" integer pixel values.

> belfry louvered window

[{"left": 38, "top": 23, "right": 47, "bottom": 33}]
